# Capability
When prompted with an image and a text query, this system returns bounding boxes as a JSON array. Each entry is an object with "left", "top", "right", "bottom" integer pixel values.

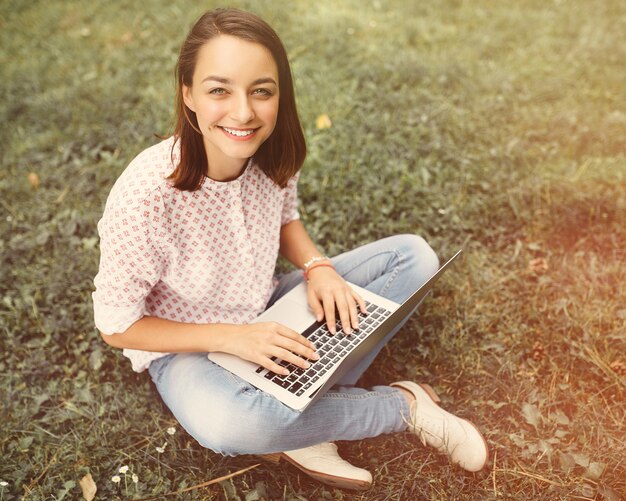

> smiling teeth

[{"left": 223, "top": 127, "right": 254, "bottom": 137}]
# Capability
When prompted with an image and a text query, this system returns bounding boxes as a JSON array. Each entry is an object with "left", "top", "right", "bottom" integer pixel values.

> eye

[
  {"left": 252, "top": 88, "right": 274, "bottom": 97},
  {"left": 208, "top": 87, "right": 227, "bottom": 95}
]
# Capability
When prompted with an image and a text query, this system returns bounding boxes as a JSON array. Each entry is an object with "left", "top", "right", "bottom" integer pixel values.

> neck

[{"left": 206, "top": 158, "right": 249, "bottom": 182}]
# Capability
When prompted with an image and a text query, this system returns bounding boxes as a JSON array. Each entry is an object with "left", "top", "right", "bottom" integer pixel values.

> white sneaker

[
  {"left": 391, "top": 381, "right": 488, "bottom": 472},
  {"left": 263, "top": 442, "right": 372, "bottom": 490}
]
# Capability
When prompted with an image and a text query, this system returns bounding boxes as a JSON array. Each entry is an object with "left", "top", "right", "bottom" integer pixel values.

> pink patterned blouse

[{"left": 92, "top": 137, "right": 300, "bottom": 372}]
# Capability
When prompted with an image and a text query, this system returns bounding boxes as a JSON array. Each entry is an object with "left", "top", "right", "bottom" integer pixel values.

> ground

[{"left": 0, "top": 1, "right": 624, "bottom": 499}]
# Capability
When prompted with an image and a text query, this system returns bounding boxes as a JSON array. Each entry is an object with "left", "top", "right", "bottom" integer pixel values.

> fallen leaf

[
  {"left": 28, "top": 172, "right": 40, "bottom": 189},
  {"left": 79, "top": 473, "right": 97, "bottom": 501},
  {"left": 89, "top": 348, "right": 104, "bottom": 371},
  {"left": 571, "top": 451, "right": 590, "bottom": 468},
  {"left": 521, "top": 402, "right": 542, "bottom": 427},
  {"left": 245, "top": 489, "right": 261, "bottom": 501},
  {"left": 315, "top": 113, "right": 332, "bottom": 129},
  {"left": 559, "top": 451, "right": 575, "bottom": 474},
  {"left": 550, "top": 410, "right": 570, "bottom": 426},
  {"left": 18, "top": 436, "right": 34, "bottom": 451},
  {"left": 584, "top": 461, "right": 606, "bottom": 480},
  {"left": 580, "top": 483, "right": 595, "bottom": 498}
]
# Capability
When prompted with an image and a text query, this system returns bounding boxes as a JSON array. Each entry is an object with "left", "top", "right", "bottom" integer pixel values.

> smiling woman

[{"left": 91, "top": 7, "right": 487, "bottom": 492}]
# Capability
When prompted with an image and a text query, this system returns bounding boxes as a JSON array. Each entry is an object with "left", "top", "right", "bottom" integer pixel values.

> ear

[{"left": 182, "top": 85, "right": 196, "bottom": 112}]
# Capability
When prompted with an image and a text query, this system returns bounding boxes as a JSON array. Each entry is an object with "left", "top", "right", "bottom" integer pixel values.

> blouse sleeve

[
  {"left": 92, "top": 188, "right": 165, "bottom": 335},
  {"left": 281, "top": 172, "right": 301, "bottom": 226}
]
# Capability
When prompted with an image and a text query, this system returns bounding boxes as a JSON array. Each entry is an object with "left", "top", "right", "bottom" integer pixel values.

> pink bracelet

[{"left": 303, "top": 262, "right": 335, "bottom": 282}]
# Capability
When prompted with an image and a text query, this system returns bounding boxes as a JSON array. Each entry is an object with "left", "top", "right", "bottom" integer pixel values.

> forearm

[
  {"left": 280, "top": 219, "right": 325, "bottom": 268},
  {"left": 100, "top": 314, "right": 318, "bottom": 375},
  {"left": 100, "top": 315, "right": 235, "bottom": 353}
]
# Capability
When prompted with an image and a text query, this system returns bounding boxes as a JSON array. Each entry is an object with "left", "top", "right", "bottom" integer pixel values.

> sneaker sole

[{"left": 262, "top": 452, "right": 372, "bottom": 491}]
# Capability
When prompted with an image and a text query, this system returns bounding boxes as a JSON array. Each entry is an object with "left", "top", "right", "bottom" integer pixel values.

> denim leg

[
  {"left": 149, "top": 352, "right": 409, "bottom": 455},
  {"left": 331, "top": 234, "right": 439, "bottom": 303},
  {"left": 148, "top": 234, "right": 438, "bottom": 455}
]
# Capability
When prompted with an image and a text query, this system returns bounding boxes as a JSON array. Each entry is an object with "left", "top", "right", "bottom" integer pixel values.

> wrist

[
  {"left": 303, "top": 261, "right": 335, "bottom": 282},
  {"left": 205, "top": 323, "right": 236, "bottom": 352},
  {"left": 302, "top": 255, "right": 330, "bottom": 270}
]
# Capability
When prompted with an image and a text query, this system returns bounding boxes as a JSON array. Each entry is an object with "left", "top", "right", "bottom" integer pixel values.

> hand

[
  {"left": 221, "top": 322, "right": 319, "bottom": 375},
  {"left": 305, "top": 266, "right": 367, "bottom": 335}
]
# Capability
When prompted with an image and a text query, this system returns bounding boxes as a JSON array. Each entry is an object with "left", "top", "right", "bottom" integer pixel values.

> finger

[
  {"left": 261, "top": 356, "right": 290, "bottom": 376},
  {"left": 275, "top": 324, "right": 317, "bottom": 358},
  {"left": 307, "top": 287, "right": 325, "bottom": 322},
  {"left": 272, "top": 347, "right": 313, "bottom": 370},
  {"left": 272, "top": 323, "right": 316, "bottom": 351},
  {"left": 333, "top": 293, "right": 353, "bottom": 335},
  {"left": 322, "top": 293, "right": 337, "bottom": 334},
  {"left": 274, "top": 331, "right": 320, "bottom": 361},
  {"left": 346, "top": 292, "right": 361, "bottom": 331},
  {"left": 352, "top": 290, "right": 368, "bottom": 315}
]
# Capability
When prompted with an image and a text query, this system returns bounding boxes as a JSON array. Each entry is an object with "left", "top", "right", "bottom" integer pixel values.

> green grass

[{"left": 1, "top": 0, "right": 624, "bottom": 499}]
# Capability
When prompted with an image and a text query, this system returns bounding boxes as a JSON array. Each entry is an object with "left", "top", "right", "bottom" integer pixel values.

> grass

[{"left": 1, "top": 0, "right": 624, "bottom": 499}]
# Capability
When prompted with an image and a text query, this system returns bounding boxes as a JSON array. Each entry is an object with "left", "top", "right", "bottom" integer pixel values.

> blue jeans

[{"left": 148, "top": 234, "right": 439, "bottom": 455}]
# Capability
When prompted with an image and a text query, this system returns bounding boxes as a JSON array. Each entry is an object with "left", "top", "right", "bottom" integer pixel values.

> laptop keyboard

[{"left": 254, "top": 301, "right": 392, "bottom": 396}]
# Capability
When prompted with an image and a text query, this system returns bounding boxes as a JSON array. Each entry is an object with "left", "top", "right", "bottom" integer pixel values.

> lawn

[{"left": 0, "top": 0, "right": 624, "bottom": 499}]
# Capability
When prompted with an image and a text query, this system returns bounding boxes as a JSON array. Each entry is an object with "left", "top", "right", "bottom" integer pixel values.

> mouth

[{"left": 219, "top": 126, "right": 259, "bottom": 139}]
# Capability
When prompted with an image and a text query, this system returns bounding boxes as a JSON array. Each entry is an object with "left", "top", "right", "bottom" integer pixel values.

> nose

[{"left": 230, "top": 93, "right": 255, "bottom": 124}]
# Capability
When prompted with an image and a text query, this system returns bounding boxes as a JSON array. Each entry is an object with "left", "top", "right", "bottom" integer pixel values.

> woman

[{"left": 93, "top": 8, "right": 488, "bottom": 491}]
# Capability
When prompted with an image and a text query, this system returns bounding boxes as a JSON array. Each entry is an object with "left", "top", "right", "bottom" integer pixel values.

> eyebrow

[{"left": 201, "top": 76, "right": 278, "bottom": 86}]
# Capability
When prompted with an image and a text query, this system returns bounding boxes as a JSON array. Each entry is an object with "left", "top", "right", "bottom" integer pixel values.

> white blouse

[{"left": 92, "top": 137, "right": 300, "bottom": 372}]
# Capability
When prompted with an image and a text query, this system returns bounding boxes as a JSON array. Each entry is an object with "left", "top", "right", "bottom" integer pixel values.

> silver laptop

[{"left": 208, "top": 249, "right": 462, "bottom": 411}]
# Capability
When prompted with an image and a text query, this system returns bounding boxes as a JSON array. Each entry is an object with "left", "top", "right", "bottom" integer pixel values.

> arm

[
  {"left": 279, "top": 218, "right": 326, "bottom": 269},
  {"left": 279, "top": 220, "right": 366, "bottom": 334},
  {"left": 100, "top": 315, "right": 318, "bottom": 376},
  {"left": 100, "top": 316, "right": 232, "bottom": 352}
]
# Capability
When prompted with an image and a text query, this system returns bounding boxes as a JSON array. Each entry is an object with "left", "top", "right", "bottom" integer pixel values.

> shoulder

[
  {"left": 104, "top": 137, "right": 179, "bottom": 215},
  {"left": 115, "top": 137, "right": 178, "bottom": 196}
]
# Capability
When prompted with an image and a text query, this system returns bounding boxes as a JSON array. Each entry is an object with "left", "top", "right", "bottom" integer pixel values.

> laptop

[{"left": 208, "top": 249, "right": 462, "bottom": 411}]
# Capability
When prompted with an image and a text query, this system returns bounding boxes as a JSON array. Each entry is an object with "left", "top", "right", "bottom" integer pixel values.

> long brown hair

[{"left": 169, "top": 8, "right": 306, "bottom": 190}]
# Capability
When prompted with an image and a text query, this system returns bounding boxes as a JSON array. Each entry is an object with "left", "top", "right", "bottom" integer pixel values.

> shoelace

[{"left": 401, "top": 399, "right": 452, "bottom": 451}]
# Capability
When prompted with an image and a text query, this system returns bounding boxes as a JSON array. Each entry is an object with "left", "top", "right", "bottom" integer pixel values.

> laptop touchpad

[{"left": 255, "top": 298, "right": 316, "bottom": 332}]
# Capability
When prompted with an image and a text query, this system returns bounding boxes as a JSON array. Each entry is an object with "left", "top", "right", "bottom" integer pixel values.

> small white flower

[
  {"left": 132, "top": 474, "right": 139, "bottom": 483},
  {"left": 0, "top": 481, "right": 8, "bottom": 486},
  {"left": 111, "top": 475, "right": 121, "bottom": 484},
  {"left": 118, "top": 465, "right": 129, "bottom": 474},
  {"left": 166, "top": 427, "right": 176, "bottom": 435},
  {"left": 155, "top": 442, "right": 167, "bottom": 453}
]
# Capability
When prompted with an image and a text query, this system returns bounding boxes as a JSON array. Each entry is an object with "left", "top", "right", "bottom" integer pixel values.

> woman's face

[{"left": 183, "top": 35, "right": 280, "bottom": 181}]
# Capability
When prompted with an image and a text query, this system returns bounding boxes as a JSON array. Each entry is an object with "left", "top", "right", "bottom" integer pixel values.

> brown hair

[{"left": 169, "top": 8, "right": 306, "bottom": 190}]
